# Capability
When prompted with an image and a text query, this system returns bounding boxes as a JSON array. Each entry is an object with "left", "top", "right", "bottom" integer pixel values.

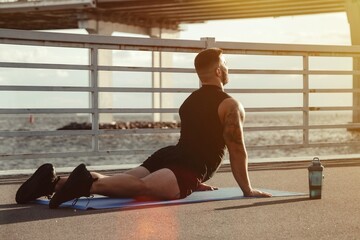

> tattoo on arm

[{"left": 223, "top": 105, "right": 244, "bottom": 144}]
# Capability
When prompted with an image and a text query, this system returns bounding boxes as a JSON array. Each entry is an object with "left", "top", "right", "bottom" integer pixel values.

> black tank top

[{"left": 177, "top": 85, "right": 231, "bottom": 181}]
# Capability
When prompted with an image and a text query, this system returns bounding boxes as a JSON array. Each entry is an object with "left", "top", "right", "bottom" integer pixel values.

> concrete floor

[{"left": 1, "top": 166, "right": 359, "bottom": 240}]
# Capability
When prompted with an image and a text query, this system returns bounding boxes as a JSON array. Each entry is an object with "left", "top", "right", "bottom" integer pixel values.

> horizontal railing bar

[
  {"left": 99, "top": 107, "right": 360, "bottom": 115},
  {"left": 245, "top": 107, "right": 303, "bottom": 112},
  {"left": 2, "top": 122, "right": 359, "bottom": 138},
  {"left": 99, "top": 87, "right": 196, "bottom": 93},
  {"left": 248, "top": 141, "right": 360, "bottom": 150},
  {"left": 309, "top": 124, "right": 360, "bottom": 130},
  {"left": 100, "top": 88, "right": 301, "bottom": 94},
  {"left": 246, "top": 106, "right": 360, "bottom": 112},
  {"left": 229, "top": 69, "right": 360, "bottom": 75},
  {"left": 0, "top": 63, "right": 194, "bottom": 73},
  {"left": 0, "top": 107, "right": 358, "bottom": 115},
  {"left": 227, "top": 89, "right": 303, "bottom": 93},
  {"left": 0, "top": 128, "right": 180, "bottom": 137},
  {"left": 100, "top": 128, "right": 180, "bottom": 135},
  {"left": 0, "top": 130, "right": 95, "bottom": 137},
  {"left": 231, "top": 89, "right": 360, "bottom": 94},
  {"left": 245, "top": 123, "right": 360, "bottom": 131},
  {"left": 1, "top": 86, "right": 359, "bottom": 94},
  {"left": 106, "top": 106, "right": 360, "bottom": 113},
  {"left": 0, "top": 38, "right": 91, "bottom": 49},
  {"left": 0, "top": 86, "right": 198, "bottom": 93},
  {"left": 0, "top": 38, "right": 205, "bottom": 53},
  {"left": 0, "top": 86, "right": 93, "bottom": 92},
  {"left": 245, "top": 126, "right": 303, "bottom": 131},
  {"left": 0, "top": 108, "right": 180, "bottom": 114},
  {"left": 2, "top": 62, "right": 359, "bottom": 76},
  {"left": 306, "top": 70, "right": 360, "bottom": 75},
  {"left": 224, "top": 49, "right": 360, "bottom": 57},
  {"left": 3, "top": 140, "right": 360, "bottom": 161},
  {"left": 0, "top": 109, "right": 93, "bottom": 114},
  {"left": 97, "top": 66, "right": 360, "bottom": 75},
  {"left": 247, "top": 144, "right": 303, "bottom": 150},
  {"left": 98, "top": 66, "right": 196, "bottom": 73},
  {"left": 308, "top": 106, "right": 359, "bottom": 111},
  {"left": 229, "top": 69, "right": 296, "bottom": 74},
  {"left": 309, "top": 89, "right": 360, "bottom": 93},
  {"left": 98, "top": 108, "right": 179, "bottom": 113},
  {"left": 0, "top": 28, "right": 206, "bottom": 50},
  {"left": 0, "top": 62, "right": 91, "bottom": 70},
  {"left": 0, "top": 149, "right": 154, "bottom": 161},
  {"left": 2, "top": 29, "right": 360, "bottom": 56},
  {"left": 217, "top": 39, "right": 360, "bottom": 55},
  {"left": 116, "top": 45, "right": 205, "bottom": 53}
]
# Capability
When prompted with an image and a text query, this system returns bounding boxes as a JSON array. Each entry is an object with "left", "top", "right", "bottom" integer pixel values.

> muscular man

[{"left": 16, "top": 48, "right": 271, "bottom": 209}]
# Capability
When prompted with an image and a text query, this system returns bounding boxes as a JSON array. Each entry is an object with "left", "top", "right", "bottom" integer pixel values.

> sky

[
  {"left": 0, "top": 12, "right": 354, "bottom": 110},
  {"left": 179, "top": 12, "right": 351, "bottom": 45}
]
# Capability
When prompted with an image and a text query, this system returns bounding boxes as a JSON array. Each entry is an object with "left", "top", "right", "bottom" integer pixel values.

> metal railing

[{"left": 1, "top": 28, "right": 360, "bottom": 165}]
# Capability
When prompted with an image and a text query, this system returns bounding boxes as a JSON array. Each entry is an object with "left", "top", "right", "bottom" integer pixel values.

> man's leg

[
  {"left": 50, "top": 165, "right": 180, "bottom": 208},
  {"left": 54, "top": 166, "right": 151, "bottom": 192},
  {"left": 90, "top": 168, "right": 180, "bottom": 200},
  {"left": 123, "top": 166, "right": 151, "bottom": 178}
]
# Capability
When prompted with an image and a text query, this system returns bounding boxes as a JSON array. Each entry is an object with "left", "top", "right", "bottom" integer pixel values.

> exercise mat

[{"left": 35, "top": 187, "right": 306, "bottom": 210}]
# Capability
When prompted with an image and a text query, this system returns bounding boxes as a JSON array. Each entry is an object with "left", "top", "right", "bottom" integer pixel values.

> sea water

[{"left": 1, "top": 112, "right": 359, "bottom": 170}]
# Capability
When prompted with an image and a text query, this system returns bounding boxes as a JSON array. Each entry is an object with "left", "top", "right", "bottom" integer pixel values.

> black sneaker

[
  {"left": 16, "top": 163, "right": 59, "bottom": 204},
  {"left": 49, "top": 163, "right": 95, "bottom": 209}
]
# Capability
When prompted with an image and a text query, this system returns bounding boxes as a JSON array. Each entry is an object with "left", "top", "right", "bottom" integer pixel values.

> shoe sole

[{"left": 15, "top": 163, "right": 55, "bottom": 204}]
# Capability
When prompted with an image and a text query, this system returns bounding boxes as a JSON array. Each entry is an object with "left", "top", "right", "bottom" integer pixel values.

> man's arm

[{"left": 219, "top": 98, "right": 271, "bottom": 197}]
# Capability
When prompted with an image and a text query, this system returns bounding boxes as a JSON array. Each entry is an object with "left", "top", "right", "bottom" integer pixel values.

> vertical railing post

[
  {"left": 352, "top": 57, "right": 360, "bottom": 123},
  {"left": 303, "top": 55, "right": 310, "bottom": 147},
  {"left": 90, "top": 46, "right": 99, "bottom": 153},
  {"left": 201, "top": 37, "right": 216, "bottom": 49},
  {"left": 151, "top": 50, "right": 158, "bottom": 121},
  {"left": 345, "top": 0, "right": 360, "bottom": 124}
]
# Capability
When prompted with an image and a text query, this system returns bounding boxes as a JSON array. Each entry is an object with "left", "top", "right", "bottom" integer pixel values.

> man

[{"left": 16, "top": 48, "right": 271, "bottom": 209}]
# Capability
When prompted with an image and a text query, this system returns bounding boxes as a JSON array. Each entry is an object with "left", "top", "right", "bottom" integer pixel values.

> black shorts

[{"left": 140, "top": 146, "right": 200, "bottom": 199}]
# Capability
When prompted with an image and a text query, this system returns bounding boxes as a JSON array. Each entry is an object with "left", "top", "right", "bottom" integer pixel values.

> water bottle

[{"left": 308, "top": 157, "right": 324, "bottom": 199}]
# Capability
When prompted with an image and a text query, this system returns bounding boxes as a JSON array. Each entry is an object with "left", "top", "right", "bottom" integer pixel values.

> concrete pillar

[
  {"left": 79, "top": 20, "right": 179, "bottom": 123},
  {"left": 79, "top": 20, "right": 155, "bottom": 123},
  {"left": 346, "top": 0, "right": 360, "bottom": 123},
  {"left": 149, "top": 27, "right": 179, "bottom": 122},
  {"left": 79, "top": 20, "right": 115, "bottom": 124},
  {"left": 80, "top": 19, "right": 151, "bottom": 36}
]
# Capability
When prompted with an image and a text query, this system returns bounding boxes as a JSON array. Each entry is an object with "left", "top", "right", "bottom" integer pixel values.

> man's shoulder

[
  {"left": 220, "top": 97, "right": 240, "bottom": 107},
  {"left": 218, "top": 97, "right": 245, "bottom": 123},
  {"left": 220, "top": 97, "right": 245, "bottom": 115}
]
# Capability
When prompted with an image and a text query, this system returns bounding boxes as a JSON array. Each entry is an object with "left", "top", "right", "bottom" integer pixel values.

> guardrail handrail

[{"left": 1, "top": 28, "right": 360, "bottom": 164}]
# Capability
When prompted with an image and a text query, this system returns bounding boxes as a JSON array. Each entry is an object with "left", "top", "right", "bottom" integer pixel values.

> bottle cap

[{"left": 312, "top": 157, "right": 321, "bottom": 165}]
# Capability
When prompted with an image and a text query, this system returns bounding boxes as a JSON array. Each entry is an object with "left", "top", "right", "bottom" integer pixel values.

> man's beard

[{"left": 221, "top": 67, "right": 229, "bottom": 85}]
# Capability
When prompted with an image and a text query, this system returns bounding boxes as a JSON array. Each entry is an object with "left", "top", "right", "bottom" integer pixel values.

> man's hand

[
  {"left": 196, "top": 183, "right": 218, "bottom": 191},
  {"left": 244, "top": 189, "right": 272, "bottom": 198}
]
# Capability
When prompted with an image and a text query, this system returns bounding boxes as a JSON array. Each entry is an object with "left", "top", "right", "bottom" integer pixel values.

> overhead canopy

[{"left": 0, "top": 0, "right": 347, "bottom": 30}]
